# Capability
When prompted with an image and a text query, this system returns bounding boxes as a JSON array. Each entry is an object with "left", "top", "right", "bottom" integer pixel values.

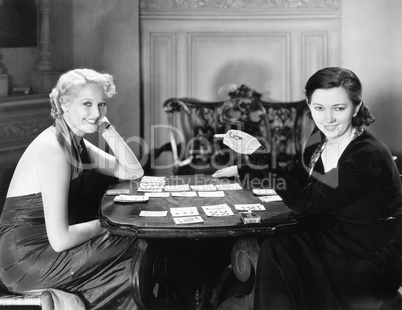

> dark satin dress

[
  {"left": 0, "top": 142, "right": 139, "bottom": 310},
  {"left": 239, "top": 128, "right": 402, "bottom": 310}
]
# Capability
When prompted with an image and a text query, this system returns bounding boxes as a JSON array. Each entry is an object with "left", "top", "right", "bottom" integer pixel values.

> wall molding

[{"left": 140, "top": 0, "right": 341, "bottom": 17}]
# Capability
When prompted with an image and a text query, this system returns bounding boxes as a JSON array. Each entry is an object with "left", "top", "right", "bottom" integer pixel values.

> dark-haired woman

[{"left": 213, "top": 67, "right": 402, "bottom": 309}]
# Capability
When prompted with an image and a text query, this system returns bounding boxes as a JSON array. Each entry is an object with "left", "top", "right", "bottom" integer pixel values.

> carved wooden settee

[{"left": 151, "top": 85, "right": 312, "bottom": 175}]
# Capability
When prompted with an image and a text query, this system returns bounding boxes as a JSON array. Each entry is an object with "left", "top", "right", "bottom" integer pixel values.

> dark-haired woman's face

[{"left": 308, "top": 87, "right": 359, "bottom": 143}]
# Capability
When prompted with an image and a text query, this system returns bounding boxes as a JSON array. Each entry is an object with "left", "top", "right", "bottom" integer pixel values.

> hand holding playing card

[
  {"left": 212, "top": 165, "right": 239, "bottom": 178},
  {"left": 223, "top": 130, "right": 261, "bottom": 154}
]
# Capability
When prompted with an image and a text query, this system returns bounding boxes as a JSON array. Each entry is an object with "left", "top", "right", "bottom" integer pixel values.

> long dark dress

[
  {"left": 0, "top": 137, "right": 139, "bottom": 309},
  {"left": 239, "top": 128, "right": 402, "bottom": 310}
]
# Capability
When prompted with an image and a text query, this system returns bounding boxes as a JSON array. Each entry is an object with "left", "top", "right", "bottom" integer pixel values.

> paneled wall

[{"left": 140, "top": 0, "right": 341, "bottom": 155}]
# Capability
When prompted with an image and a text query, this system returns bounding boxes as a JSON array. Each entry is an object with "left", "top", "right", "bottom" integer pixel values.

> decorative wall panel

[
  {"left": 303, "top": 32, "right": 329, "bottom": 85},
  {"left": 189, "top": 32, "right": 290, "bottom": 101},
  {"left": 140, "top": 1, "right": 341, "bottom": 169},
  {"left": 143, "top": 33, "right": 176, "bottom": 148}
]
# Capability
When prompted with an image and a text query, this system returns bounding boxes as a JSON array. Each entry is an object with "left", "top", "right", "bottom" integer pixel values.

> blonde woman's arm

[
  {"left": 39, "top": 145, "right": 106, "bottom": 252},
  {"left": 86, "top": 117, "right": 144, "bottom": 181}
]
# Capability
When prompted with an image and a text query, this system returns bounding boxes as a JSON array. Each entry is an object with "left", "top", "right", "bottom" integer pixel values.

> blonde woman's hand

[
  {"left": 223, "top": 129, "right": 261, "bottom": 154},
  {"left": 99, "top": 116, "right": 112, "bottom": 133},
  {"left": 212, "top": 165, "right": 239, "bottom": 178}
]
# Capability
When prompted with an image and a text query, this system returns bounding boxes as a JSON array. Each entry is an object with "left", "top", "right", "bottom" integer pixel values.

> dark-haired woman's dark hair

[{"left": 305, "top": 67, "right": 375, "bottom": 127}]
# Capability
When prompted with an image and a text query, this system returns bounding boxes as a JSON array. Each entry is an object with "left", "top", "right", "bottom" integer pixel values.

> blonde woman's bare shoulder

[{"left": 7, "top": 127, "right": 68, "bottom": 197}]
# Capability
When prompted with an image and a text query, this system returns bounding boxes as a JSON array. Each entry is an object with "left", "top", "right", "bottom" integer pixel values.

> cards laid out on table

[
  {"left": 252, "top": 188, "right": 277, "bottom": 196},
  {"left": 164, "top": 184, "right": 191, "bottom": 192},
  {"left": 198, "top": 191, "right": 225, "bottom": 198},
  {"left": 215, "top": 183, "right": 242, "bottom": 191},
  {"left": 202, "top": 204, "right": 234, "bottom": 217},
  {"left": 139, "top": 210, "right": 168, "bottom": 217},
  {"left": 234, "top": 204, "right": 266, "bottom": 211},
  {"left": 173, "top": 216, "right": 204, "bottom": 225},
  {"left": 258, "top": 195, "right": 283, "bottom": 202},
  {"left": 171, "top": 191, "right": 197, "bottom": 197},
  {"left": 190, "top": 184, "right": 217, "bottom": 191},
  {"left": 170, "top": 206, "right": 199, "bottom": 217},
  {"left": 114, "top": 195, "right": 149, "bottom": 203}
]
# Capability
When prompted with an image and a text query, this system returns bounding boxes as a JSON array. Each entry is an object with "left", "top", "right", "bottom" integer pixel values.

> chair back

[{"left": 162, "top": 85, "right": 312, "bottom": 174}]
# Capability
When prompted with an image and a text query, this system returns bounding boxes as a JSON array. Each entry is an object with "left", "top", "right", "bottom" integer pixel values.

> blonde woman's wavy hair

[{"left": 49, "top": 68, "right": 117, "bottom": 119}]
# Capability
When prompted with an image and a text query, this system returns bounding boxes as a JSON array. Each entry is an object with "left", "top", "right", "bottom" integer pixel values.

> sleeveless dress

[
  {"left": 239, "top": 128, "right": 402, "bottom": 309},
  {"left": 0, "top": 121, "right": 139, "bottom": 310}
]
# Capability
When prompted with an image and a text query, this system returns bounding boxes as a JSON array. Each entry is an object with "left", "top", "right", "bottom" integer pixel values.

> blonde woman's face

[{"left": 62, "top": 84, "right": 107, "bottom": 136}]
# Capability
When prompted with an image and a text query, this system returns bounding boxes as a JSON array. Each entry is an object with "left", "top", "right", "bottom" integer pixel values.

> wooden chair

[{"left": 150, "top": 85, "right": 311, "bottom": 175}]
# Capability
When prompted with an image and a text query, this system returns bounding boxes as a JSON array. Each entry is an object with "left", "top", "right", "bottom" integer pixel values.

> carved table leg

[
  {"left": 225, "top": 237, "right": 261, "bottom": 310},
  {"left": 130, "top": 239, "right": 169, "bottom": 310}
]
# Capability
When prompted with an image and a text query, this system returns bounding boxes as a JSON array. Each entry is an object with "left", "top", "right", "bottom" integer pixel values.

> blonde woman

[{"left": 0, "top": 68, "right": 144, "bottom": 309}]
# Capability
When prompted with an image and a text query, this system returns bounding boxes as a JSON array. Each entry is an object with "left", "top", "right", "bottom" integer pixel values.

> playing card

[
  {"left": 164, "top": 184, "right": 191, "bottom": 192},
  {"left": 172, "top": 216, "right": 204, "bottom": 225},
  {"left": 137, "top": 186, "right": 163, "bottom": 193},
  {"left": 215, "top": 183, "right": 242, "bottom": 191},
  {"left": 258, "top": 195, "right": 283, "bottom": 202},
  {"left": 114, "top": 195, "right": 149, "bottom": 203},
  {"left": 202, "top": 204, "right": 234, "bottom": 217},
  {"left": 139, "top": 211, "right": 168, "bottom": 217},
  {"left": 234, "top": 204, "right": 266, "bottom": 211},
  {"left": 190, "top": 184, "right": 217, "bottom": 191},
  {"left": 106, "top": 188, "right": 132, "bottom": 196},
  {"left": 252, "top": 189, "right": 277, "bottom": 196},
  {"left": 170, "top": 207, "right": 199, "bottom": 217},
  {"left": 171, "top": 191, "right": 197, "bottom": 197}
]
